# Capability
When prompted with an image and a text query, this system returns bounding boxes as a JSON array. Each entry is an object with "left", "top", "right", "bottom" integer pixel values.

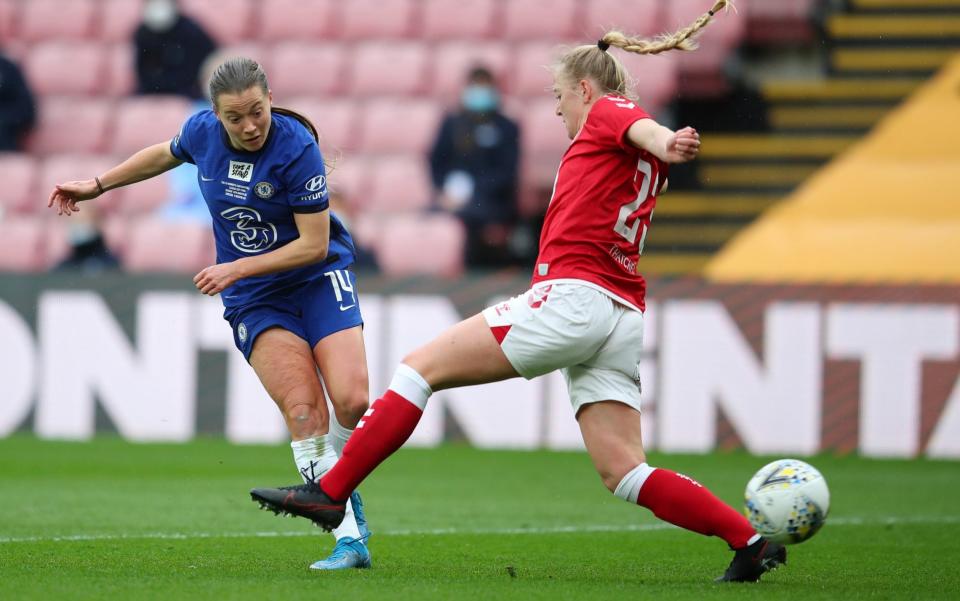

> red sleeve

[{"left": 585, "top": 95, "right": 653, "bottom": 151}]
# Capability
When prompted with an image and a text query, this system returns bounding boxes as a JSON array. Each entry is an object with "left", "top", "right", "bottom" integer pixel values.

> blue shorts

[{"left": 224, "top": 268, "right": 364, "bottom": 361}]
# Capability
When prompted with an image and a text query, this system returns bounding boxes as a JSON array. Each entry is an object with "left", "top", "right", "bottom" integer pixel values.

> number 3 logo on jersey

[{"left": 220, "top": 206, "right": 278, "bottom": 253}]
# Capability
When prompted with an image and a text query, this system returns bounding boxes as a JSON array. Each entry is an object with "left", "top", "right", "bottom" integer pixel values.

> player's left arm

[
  {"left": 193, "top": 210, "right": 330, "bottom": 296},
  {"left": 626, "top": 119, "right": 700, "bottom": 164}
]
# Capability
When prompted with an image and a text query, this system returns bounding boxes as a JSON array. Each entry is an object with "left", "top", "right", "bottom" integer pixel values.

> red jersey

[{"left": 530, "top": 94, "right": 668, "bottom": 312}]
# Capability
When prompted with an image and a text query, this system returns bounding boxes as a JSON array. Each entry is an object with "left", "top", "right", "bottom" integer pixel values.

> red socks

[
  {"left": 636, "top": 468, "right": 756, "bottom": 549},
  {"left": 320, "top": 390, "right": 423, "bottom": 501}
]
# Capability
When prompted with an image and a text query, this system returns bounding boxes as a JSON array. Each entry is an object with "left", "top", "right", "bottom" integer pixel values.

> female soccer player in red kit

[{"left": 253, "top": 0, "right": 786, "bottom": 582}]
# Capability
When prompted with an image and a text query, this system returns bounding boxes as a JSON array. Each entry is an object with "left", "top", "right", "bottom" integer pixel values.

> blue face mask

[{"left": 462, "top": 85, "right": 499, "bottom": 113}]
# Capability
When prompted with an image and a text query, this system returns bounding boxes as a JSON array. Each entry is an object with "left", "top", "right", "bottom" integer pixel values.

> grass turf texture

[{"left": 1, "top": 436, "right": 957, "bottom": 600}]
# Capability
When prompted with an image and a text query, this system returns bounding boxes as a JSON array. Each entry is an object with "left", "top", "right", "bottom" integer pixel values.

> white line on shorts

[{"left": 0, "top": 515, "right": 957, "bottom": 545}]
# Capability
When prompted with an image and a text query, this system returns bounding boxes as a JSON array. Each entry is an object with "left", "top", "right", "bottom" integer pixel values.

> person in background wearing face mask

[
  {"left": 54, "top": 203, "right": 120, "bottom": 273},
  {"left": 428, "top": 65, "right": 520, "bottom": 268},
  {"left": 134, "top": 0, "right": 216, "bottom": 99}
]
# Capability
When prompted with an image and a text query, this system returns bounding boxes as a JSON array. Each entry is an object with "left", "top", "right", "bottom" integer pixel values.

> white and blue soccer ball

[{"left": 744, "top": 459, "right": 830, "bottom": 545}]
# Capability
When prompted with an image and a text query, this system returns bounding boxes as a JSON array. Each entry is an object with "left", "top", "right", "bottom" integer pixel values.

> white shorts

[{"left": 482, "top": 282, "right": 644, "bottom": 413}]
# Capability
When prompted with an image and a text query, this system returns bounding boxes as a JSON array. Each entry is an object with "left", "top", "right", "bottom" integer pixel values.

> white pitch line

[{"left": 1, "top": 515, "right": 958, "bottom": 545}]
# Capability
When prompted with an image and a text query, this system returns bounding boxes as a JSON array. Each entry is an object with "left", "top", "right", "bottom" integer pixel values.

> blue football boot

[
  {"left": 309, "top": 536, "right": 371, "bottom": 570},
  {"left": 350, "top": 491, "right": 371, "bottom": 540}
]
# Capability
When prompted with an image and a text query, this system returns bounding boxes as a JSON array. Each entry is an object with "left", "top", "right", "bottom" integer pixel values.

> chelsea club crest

[{"left": 254, "top": 181, "right": 275, "bottom": 199}]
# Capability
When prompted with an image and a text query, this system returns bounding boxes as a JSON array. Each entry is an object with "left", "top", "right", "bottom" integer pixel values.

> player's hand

[
  {"left": 47, "top": 180, "right": 100, "bottom": 216},
  {"left": 193, "top": 263, "right": 240, "bottom": 296},
  {"left": 664, "top": 127, "right": 700, "bottom": 164}
]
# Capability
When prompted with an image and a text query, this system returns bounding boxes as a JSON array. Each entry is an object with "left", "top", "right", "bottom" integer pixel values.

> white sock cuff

[
  {"left": 328, "top": 414, "right": 353, "bottom": 457},
  {"left": 389, "top": 363, "right": 432, "bottom": 411},
  {"left": 614, "top": 463, "right": 657, "bottom": 504},
  {"left": 290, "top": 434, "right": 330, "bottom": 456}
]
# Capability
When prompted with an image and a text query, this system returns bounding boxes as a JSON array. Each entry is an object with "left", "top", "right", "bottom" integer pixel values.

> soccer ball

[{"left": 744, "top": 459, "right": 830, "bottom": 545}]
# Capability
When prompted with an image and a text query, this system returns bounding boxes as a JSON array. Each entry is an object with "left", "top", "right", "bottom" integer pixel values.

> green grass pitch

[{"left": 1, "top": 436, "right": 958, "bottom": 600}]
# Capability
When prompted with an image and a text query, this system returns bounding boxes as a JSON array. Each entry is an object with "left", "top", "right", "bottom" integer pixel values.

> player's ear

[
  {"left": 267, "top": 89, "right": 273, "bottom": 107},
  {"left": 579, "top": 79, "right": 592, "bottom": 103}
]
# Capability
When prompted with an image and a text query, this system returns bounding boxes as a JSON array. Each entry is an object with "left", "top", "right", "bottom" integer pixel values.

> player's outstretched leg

[
  {"left": 715, "top": 537, "right": 787, "bottom": 582},
  {"left": 249, "top": 481, "right": 346, "bottom": 531}
]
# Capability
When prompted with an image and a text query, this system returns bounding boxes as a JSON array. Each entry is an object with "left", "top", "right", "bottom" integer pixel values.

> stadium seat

[
  {"left": 269, "top": 43, "right": 347, "bottom": 96},
  {"left": 583, "top": 0, "right": 664, "bottom": 39},
  {"left": 179, "top": 0, "right": 253, "bottom": 44},
  {"left": 26, "top": 97, "right": 113, "bottom": 155},
  {"left": 101, "top": 0, "right": 143, "bottom": 42},
  {"left": 348, "top": 212, "right": 383, "bottom": 255},
  {"left": 421, "top": 0, "right": 499, "bottom": 40},
  {"left": 356, "top": 99, "right": 442, "bottom": 154},
  {"left": 124, "top": 218, "right": 215, "bottom": 273},
  {"left": 339, "top": 0, "right": 416, "bottom": 39},
  {"left": 746, "top": 0, "right": 816, "bottom": 44},
  {"left": 366, "top": 155, "right": 433, "bottom": 212},
  {"left": 111, "top": 96, "right": 193, "bottom": 156},
  {"left": 105, "top": 43, "right": 136, "bottom": 97},
  {"left": 0, "top": 217, "right": 48, "bottom": 271},
  {"left": 116, "top": 174, "right": 171, "bottom": 216},
  {"left": 0, "top": 0, "right": 16, "bottom": 42},
  {"left": 376, "top": 214, "right": 466, "bottom": 278},
  {"left": 23, "top": 42, "right": 107, "bottom": 96},
  {"left": 18, "top": 0, "right": 97, "bottom": 42},
  {"left": 520, "top": 97, "right": 569, "bottom": 160},
  {"left": 0, "top": 154, "right": 39, "bottom": 216},
  {"left": 282, "top": 97, "right": 358, "bottom": 154},
  {"left": 326, "top": 154, "right": 371, "bottom": 208},
  {"left": 430, "top": 42, "right": 512, "bottom": 99},
  {"left": 617, "top": 52, "right": 680, "bottom": 115},
  {"left": 215, "top": 42, "right": 272, "bottom": 74},
  {"left": 510, "top": 42, "right": 565, "bottom": 98},
  {"left": 502, "top": 0, "right": 579, "bottom": 41},
  {"left": 257, "top": 0, "right": 337, "bottom": 40},
  {"left": 39, "top": 154, "right": 124, "bottom": 215},
  {"left": 349, "top": 42, "right": 429, "bottom": 96}
]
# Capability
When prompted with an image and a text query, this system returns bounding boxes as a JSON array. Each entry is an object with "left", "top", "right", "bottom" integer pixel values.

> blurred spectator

[
  {"left": 329, "top": 188, "right": 378, "bottom": 272},
  {"left": 428, "top": 65, "right": 520, "bottom": 268},
  {"left": 54, "top": 204, "right": 120, "bottom": 273},
  {"left": 0, "top": 50, "right": 37, "bottom": 151},
  {"left": 134, "top": 0, "right": 216, "bottom": 99}
]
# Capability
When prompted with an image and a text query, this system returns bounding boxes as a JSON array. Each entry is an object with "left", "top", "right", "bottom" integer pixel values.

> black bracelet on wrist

[{"left": 95, "top": 176, "right": 105, "bottom": 195}]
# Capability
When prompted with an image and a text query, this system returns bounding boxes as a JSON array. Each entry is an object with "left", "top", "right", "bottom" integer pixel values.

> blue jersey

[{"left": 170, "top": 110, "right": 356, "bottom": 308}]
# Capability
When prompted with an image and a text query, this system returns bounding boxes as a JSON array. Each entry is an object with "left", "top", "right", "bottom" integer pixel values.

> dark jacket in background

[
  {"left": 0, "top": 53, "right": 37, "bottom": 151},
  {"left": 134, "top": 15, "right": 216, "bottom": 99}
]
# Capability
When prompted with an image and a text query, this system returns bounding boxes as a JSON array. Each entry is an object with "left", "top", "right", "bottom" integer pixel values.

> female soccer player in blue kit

[{"left": 48, "top": 57, "right": 372, "bottom": 571}]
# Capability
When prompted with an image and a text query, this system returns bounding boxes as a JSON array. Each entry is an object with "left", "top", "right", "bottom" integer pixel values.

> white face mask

[{"left": 143, "top": 0, "right": 178, "bottom": 32}]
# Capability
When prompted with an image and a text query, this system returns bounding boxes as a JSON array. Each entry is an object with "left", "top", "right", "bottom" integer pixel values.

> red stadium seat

[
  {"left": 0, "top": 0, "right": 16, "bottom": 42},
  {"left": 502, "top": 0, "right": 579, "bottom": 41},
  {"left": 421, "top": 0, "right": 498, "bottom": 40},
  {"left": 18, "top": 0, "right": 97, "bottom": 42},
  {"left": 349, "top": 42, "right": 429, "bottom": 97},
  {"left": 101, "top": 0, "right": 143, "bottom": 42},
  {"left": 327, "top": 155, "right": 371, "bottom": 208},
  {"left": 111, "top": 96, "right": 193, "bottom": 156},
  {"left": 430, "top": 42, "right": 512, "bottom": 99},
  {"left": 116, "top": 174, "right": 171, "bottom": 216},
  {"left": 520, "top": 97, "right": 569, "bottom": 160},
  {"left": 179, "top": 0, "right": 253, "bottom": 44},
  {"left": 269, "top": 43, "right": 347, "bottom": 97},
  {"left": 26, "top": 97, "right": 113, "bottom": 155},
  {"left": 376, "top": 214, "right": 466, "bottom": 278},
  {"left": 282, "top": 97, "right": 358, "bottom": 154},
  {"left": 356, "top": 99, "right": 442, "bottom": 155},
  {"left": 105, "top": 43, "right": 136, "bottom": 97},
  {"left": 39, "top": 154, "right": 124, "bottom": 216},
  {"left": 23, "top": 42, "right": 107, "bottom": 96},
  {"left": 583, "top": 0, "right": 664, "bottom": 39},
  {"left": 746, "top": 0, "right": 816, "bottom": 43},
  {"left": 257, "top": 0, "right": 337, "bottom": 40},
  {"left": 510, "top": 42, "right": 564, "bottom": 98},
  {"left": 618, "top": 52, "right": 680, "bottom": 116},
  {"left": 124, "top": 218, "right": 215, "bottom": 273},
  {"left": 0, "top": 217, "right": 48, "bottom": 271},
  {"left": 0, "top": 154, "right": 39, "bottom": 216},
  {"left": 366, "top": 155, "right": 433, "bottom": 212},
  {"left": 340, "top": 0, "right": 415, "bottom": 39}
]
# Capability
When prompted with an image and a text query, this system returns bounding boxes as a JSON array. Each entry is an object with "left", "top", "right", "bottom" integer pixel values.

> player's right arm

[{"left": 48, "top": 141, "right": 183, "bottom": 216}]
